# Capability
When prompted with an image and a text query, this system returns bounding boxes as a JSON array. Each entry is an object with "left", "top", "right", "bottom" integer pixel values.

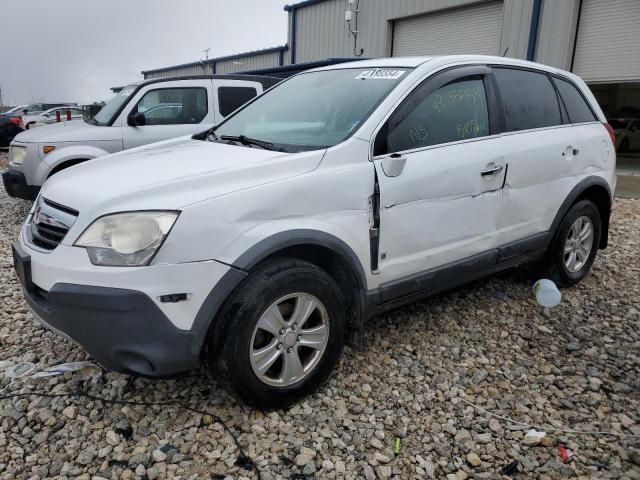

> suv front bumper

[
  {"left": 24, "top": 280, "right": 202, "bottom": 376},
  {"left": 2, "top": 169, "right": 39, "bottom": 200},
  {"left": 13, "top": 236, "right": 244, "bottom": 377}
]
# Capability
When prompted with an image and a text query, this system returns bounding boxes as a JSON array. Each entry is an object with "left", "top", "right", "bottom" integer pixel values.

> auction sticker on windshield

[{"left": 355, "top": 69, "right": 406, "bottom": 80}]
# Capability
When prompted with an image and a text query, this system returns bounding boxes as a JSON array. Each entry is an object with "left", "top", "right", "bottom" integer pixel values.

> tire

[
  {"left": 540, "top": 200, "right": 601, "bottom": 287},
  {"left": 211, "top": 257, "right": 346, "bottom": 409}
]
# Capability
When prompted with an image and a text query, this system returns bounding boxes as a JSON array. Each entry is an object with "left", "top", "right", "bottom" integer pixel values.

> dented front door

[{"left": 373, "top": 136, "right": 506, "bottom": 284}]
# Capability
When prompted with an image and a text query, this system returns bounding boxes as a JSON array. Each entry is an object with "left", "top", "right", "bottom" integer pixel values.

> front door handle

[{"left": 480, "top": 163, "right": 504, "bottom": 177}]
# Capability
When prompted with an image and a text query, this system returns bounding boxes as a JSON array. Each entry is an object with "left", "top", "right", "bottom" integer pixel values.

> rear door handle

[
  {"left": 480, "top": 163, "right": 504, "bottom": 177},
  {"left": 562, "top": 146, "right": 580, "bottom": 156}
]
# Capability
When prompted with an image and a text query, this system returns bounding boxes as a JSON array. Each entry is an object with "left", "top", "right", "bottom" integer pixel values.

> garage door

[
  {"left": 572, "top": 0, "right": 640, "bottom": 83},
  {"left": 392, "top": 2, "right": 503, "bottom": 57}
]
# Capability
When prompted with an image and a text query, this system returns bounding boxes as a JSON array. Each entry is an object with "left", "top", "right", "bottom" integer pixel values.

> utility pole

[
  {"left": 0, "top": 85, "right": 3, "bottom": 108},
  {"left": 202, "top": 48, "right": 212, "bottom": 61}
]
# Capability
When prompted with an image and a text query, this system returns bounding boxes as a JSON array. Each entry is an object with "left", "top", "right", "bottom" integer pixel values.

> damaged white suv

[{"left": 13, "top": 56, "right": 616, "bottom": 408}]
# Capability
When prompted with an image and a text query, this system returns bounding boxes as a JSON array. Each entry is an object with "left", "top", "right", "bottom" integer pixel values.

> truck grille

[{"left": 27, "top": 197, "right": 78, "bottom": 251}]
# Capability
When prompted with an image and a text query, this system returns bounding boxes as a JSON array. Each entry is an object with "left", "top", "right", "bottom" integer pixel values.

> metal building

[{"left": 141, "top": 0, "right": 640, "bottom": 118}]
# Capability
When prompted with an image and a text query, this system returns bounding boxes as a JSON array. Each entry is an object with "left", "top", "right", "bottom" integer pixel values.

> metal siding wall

[
  {"left": 145, "top": 63, "right": 212, "bottom": 80},
  {"left": 572, "top": 0, "right": 640, "bottom": 83},
  {"left": 534, "top": 0, "right": 580, "bottom": 70},
  {"left": 294, "top": 0, "right": 351, "bottom": 63},
  {"left": 392, "top": 1, "right": 504, "bottom": 56},
  {"left": 499, "top": 0, "right": 533, "bottom": 60},
  {"left": 216, "top": 51, "right": 281, "bottom": 74},
  {"left": 292, "top": 0, "right": 532, "bottom": 63}
]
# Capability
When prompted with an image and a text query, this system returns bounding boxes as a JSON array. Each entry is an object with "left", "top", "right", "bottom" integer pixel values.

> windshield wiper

[{"left": 220, "top": 135, "right": 282, "bottom": 151}]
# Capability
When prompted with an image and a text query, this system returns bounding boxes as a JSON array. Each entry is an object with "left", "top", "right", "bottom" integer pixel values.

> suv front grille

[{"left": 27, "top": 197, "right": 78, "bottom": 251}]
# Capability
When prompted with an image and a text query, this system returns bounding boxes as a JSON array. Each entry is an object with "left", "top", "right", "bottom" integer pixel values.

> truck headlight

[
  {"left": 9, "top": 145, "right": 27, "bottom": 166},
  {"left": 74, "top": 211, "right": 179, "bottom": 266}
]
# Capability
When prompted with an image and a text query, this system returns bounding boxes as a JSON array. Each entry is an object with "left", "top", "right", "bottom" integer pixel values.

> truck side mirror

[{"left": 127, "top": 111, "right": 146, "bottom": 127}]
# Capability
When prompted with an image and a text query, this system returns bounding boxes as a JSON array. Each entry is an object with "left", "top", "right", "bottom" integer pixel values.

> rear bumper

[
  {"left": 24, "top": 281, "right": 202, "bottom": 377},
  {"left": 2, "top": 169, "right": 39, "bottom": 200}
]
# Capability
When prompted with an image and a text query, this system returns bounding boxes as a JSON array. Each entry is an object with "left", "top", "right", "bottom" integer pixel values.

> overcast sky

[{"left": 0, "top": 0, "right": 289, "bottom": 105}]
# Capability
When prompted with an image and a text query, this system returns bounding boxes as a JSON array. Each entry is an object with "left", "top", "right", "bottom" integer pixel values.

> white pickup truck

[{"left": 2, "top": 74, "right": 280, "bottom": 199}]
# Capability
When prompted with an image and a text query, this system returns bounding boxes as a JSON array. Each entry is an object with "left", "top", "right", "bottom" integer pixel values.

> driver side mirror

[{"left": 127, "top": 111, "right": 146, "bottom": 127}]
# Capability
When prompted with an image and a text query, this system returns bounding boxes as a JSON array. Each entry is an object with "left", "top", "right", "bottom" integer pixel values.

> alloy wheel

[
  {"left": 564, "top": 215, "right": 594, "bottom": 273},
  {"left": 249, "top": 293, "right": 330, "bottom": 387}
]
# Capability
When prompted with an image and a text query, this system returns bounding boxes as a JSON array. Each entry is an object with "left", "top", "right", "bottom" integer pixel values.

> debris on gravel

[{"left": 0, "top": 150, "right": 639, "bottom": 479}]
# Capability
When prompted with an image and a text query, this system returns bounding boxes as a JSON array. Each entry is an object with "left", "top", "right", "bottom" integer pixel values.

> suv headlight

[
  {"left": 9, "top": 145, "right": 27, "bottom": 166},
  {"left": 75, "top": 211, "right": 179, "bottom": 266}
]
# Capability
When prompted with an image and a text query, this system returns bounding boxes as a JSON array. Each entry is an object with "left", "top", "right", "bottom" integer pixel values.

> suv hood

[
  {"left": 41, "top": 137, "right": 325, "bottom": 217},
  {"left": 13, "top": 120, "right": 121, "bottom": 143}
]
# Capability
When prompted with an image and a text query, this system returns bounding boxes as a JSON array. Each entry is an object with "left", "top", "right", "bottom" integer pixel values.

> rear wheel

[
  {"left": 211, "top": 258, "right": 346, "bottom": 409},
  {"left": 540, "top": 200, "right": 601, "bottom": 287}
]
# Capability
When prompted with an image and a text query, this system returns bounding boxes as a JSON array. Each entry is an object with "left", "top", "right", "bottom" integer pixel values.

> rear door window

[
  {"left": 552, "top": 77, "right": 597, "bottom": 124},
  {"left": 494, "top": 68, "right": 561, "bottom": 132},
  {"left": 218, "top": 86, "right": 258, "bottom": 117}
]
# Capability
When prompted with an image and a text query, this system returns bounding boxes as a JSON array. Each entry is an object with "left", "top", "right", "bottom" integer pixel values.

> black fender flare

[
  {"left": 233, "top": 229, "right": 367, "bottom": 287},
  {"left": 548, "top": 176, "right": 612, "bottom": 249},
  {"left": 192, "top": 229, "right": 368, "bottom": 353}
]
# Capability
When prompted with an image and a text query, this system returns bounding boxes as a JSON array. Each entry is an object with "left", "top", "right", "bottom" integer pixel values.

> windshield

[
  {"left": 214, "top": 67, "right": 410, "bottom": 152},
  {"left": 92, "top": 85, "right": 137, "bottom": 126}
]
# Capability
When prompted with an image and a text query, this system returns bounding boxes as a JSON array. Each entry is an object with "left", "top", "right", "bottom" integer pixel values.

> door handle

[
  {"left": 562, "top": 146, "right": 580, "bottom": 156},
  {"left": 381, "top": 153, "right": 407, "bottom": 177},
  {"left": 480, "top": 163, "right": 504, "bottom": 177}
]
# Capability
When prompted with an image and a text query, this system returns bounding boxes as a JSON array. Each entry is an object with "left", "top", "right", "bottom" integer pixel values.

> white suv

[
  {"left": 2, "top": 75, "right": 279, "bottom": 200},
  {"left": 12, "top": 56, "right": 616, "bottom": 408}
]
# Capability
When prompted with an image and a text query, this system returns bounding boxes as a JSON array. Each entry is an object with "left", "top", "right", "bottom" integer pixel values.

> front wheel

[
  {"left": 540, "top": 200, "right": 601, "bottom": 287},
  {"left": 211, "top": 258, "right": 346, "bottom": 409}
]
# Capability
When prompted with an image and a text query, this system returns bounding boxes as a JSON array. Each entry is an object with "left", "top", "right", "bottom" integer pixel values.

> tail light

[
  {"left": 9, "top": 116, "right": 22, "bottom": 127},
  {"left": 603, "top": 122, "right": 616, "bottom": 150}
]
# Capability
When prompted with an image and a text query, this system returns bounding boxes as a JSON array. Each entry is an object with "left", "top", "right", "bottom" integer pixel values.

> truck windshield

[
  {"left": 91, "top": 85, "right": 137, "bottom": 126},
  {"left": 214, "top": 67, "right": 411, "bottom": 152}
]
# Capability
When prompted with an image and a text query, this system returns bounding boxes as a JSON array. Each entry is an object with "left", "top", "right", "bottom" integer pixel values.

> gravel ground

[{"left": 0, "top": 150, "right": 639, "bottom": 480}]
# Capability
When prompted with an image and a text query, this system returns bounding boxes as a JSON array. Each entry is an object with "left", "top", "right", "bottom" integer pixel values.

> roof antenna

[{"left": 501, "top": 47, "right": 509, "bottom": 57}]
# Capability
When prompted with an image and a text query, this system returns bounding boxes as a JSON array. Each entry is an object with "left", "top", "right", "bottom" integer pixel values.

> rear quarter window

[
  {"left": 552, "top": 77, "right": 598, "bottom": 124},
  {"left": 494, "top": 68, "right": 562, "bottom": 132}
]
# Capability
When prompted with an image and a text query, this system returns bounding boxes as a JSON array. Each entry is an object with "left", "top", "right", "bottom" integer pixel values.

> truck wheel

[
  {"left": 540, "top": 200, "right": 601, "bottom": 287},
  {"left": 211, "top": 257, "right": 346, "bottom": 409}
]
